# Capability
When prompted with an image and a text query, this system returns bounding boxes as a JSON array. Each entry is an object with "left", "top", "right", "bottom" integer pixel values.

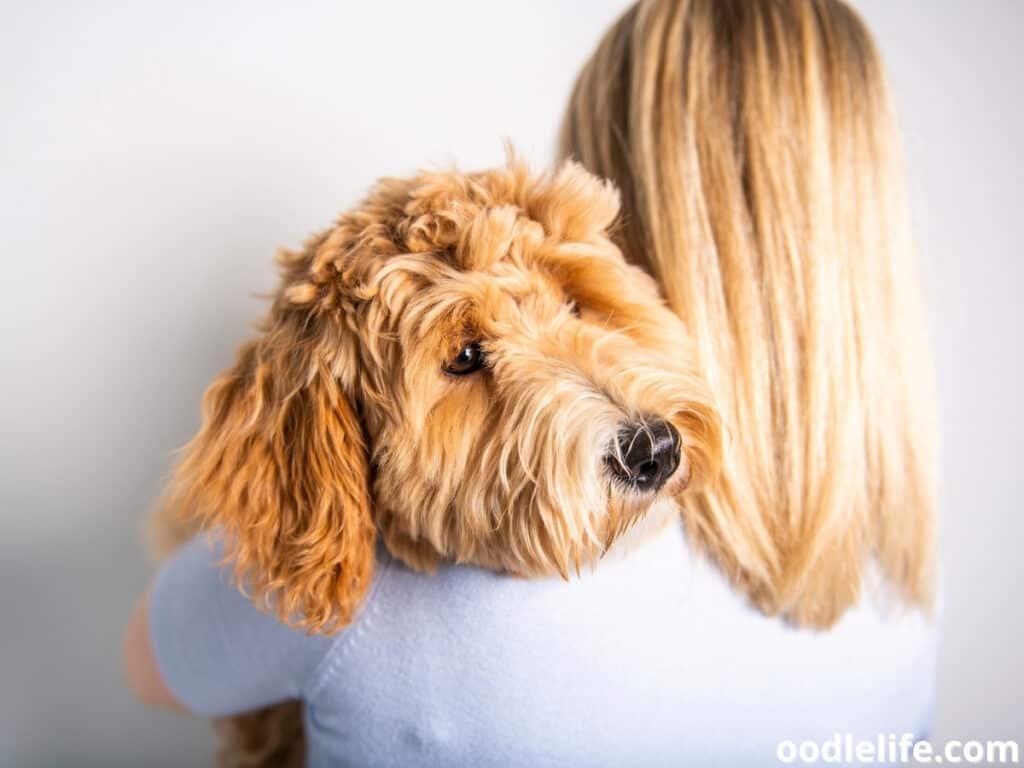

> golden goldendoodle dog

[{"left": 152, "top": 159, "right": 722, "bottom": 766}]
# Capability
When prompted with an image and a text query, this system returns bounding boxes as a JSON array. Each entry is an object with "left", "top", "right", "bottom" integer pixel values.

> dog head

[{"left": 163, "top": 161, "right": 720, "bottom": 632}]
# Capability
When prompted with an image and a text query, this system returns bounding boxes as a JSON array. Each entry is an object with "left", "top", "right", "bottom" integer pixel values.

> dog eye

[
  {"left": 568, "top": 300, "right": 581, "bottom": 317},
  {"left": 444, "top": 341, "right": 486, "bottom": 376}
]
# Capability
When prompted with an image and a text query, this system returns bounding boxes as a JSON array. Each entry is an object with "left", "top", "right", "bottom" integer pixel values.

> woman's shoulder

[
  {"left": 302, "top": 509, "right": 937, "bottom": 765},
  {"left": 311, "top": 503, "right": 938, "bottom": 710},
  {"left": 351, "top": 506, "right": 936, "bottom": 647}
]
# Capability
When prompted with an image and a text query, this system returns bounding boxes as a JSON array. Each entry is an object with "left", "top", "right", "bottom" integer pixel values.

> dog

[{"left": 152, "top": 159, "right": 722, "bottom": 766}]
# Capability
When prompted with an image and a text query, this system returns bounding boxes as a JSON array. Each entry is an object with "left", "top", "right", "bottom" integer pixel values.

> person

[
  {"left": 559, "top": 0, "right": 936, "bottom": 629},
  {"left": 125, "top": 1, "right": 938, "bottom": 765}
]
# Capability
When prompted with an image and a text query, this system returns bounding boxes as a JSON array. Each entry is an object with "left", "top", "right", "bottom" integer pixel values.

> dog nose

[{"left": 606, "top": 419, "right": 681, "bottom": 493}]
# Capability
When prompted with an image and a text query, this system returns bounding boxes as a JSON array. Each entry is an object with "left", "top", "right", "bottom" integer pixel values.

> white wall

[
  {"left": 857, "top": 0, "right": 1024, "bottom": 744},
  {"left": 1, "top": 1, "right": 1020, "bottom": 765}
]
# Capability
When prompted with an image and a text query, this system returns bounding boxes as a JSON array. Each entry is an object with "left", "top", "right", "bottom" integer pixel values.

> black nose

[{"left": 606, "top": 419, "right": 681, "bottom": 493}]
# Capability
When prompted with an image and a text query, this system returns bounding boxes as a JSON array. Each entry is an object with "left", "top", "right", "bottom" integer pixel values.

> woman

[
  {"left": 560, "top": 0, "right": 937, "bottom": 629},
  {"left": 126, "top": 1, "right": 938, "bottom": 764}
]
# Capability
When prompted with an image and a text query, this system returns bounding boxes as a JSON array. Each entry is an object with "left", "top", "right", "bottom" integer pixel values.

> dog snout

[{"left": 606, "top": 419, "right": 682, "bottom": 493}]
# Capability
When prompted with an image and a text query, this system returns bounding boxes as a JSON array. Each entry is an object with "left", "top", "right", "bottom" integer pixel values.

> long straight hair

[{"left": 560, "top": 0, "right": 936, "bottom": 626}]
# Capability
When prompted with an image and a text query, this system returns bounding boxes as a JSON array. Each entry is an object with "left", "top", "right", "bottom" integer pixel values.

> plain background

[{"left": 1, "top": 1, "right": 1020, "bottom": 765}]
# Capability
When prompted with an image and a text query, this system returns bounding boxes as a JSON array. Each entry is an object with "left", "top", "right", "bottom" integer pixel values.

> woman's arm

[
  {"left": 122, "top": 535, "right": 335, "bottom": 718},
  {"left": 123, "top": 590, "right": 186, "bottom": 711}
]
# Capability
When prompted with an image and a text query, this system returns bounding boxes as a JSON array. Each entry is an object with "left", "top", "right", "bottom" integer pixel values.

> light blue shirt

[{"left": 150, "top": 511, "right": 938, "bottom": 767}]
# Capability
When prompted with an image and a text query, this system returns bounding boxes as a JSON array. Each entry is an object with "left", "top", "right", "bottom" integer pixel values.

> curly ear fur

[{"left": 159, "top": 293, "right": 375, "bottom": 634}]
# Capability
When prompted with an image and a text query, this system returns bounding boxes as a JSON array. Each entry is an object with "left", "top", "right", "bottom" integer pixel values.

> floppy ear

[{"left": 160, "top": 313, "right": 375, "bottom": 634}]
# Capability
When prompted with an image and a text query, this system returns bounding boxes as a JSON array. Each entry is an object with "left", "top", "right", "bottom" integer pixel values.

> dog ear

[{"left": 160, "top": 309, "right": 375, "bottom": 634}]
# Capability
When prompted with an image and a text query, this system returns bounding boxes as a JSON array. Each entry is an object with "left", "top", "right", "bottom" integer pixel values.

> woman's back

[{"left": 152, "top": 504, "right": 937, "bottom": 767}]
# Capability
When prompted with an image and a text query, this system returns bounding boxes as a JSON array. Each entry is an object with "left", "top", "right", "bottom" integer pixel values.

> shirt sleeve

[{"left": 148, "top": 533, "right": 335, "bottom": 717}]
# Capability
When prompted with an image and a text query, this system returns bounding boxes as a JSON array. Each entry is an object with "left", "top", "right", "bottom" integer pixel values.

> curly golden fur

[{"left": 152, "top": 159, "right": 722, "bottom": 765}]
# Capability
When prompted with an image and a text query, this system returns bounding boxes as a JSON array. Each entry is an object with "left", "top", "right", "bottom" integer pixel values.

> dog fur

[{"left": 152, "top": 159, "right": 722, "bottom": 766}]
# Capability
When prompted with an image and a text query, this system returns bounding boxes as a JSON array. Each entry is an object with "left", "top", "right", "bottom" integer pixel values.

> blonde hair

[{"left": 560, "top": 0, "right": 936, "bottom": 626}]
